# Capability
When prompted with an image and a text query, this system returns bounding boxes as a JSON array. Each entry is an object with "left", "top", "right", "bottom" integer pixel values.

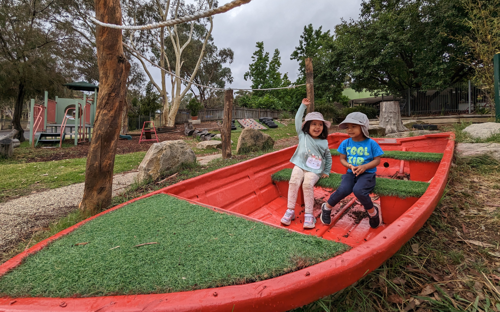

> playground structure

[{"left": 29, "top": 82, "right": 98, "bottom": 147}]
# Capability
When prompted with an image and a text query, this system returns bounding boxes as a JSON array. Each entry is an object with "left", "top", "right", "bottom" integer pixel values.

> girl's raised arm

[{"left": 295, "top": 98, "right": 310, "bottom": 134}]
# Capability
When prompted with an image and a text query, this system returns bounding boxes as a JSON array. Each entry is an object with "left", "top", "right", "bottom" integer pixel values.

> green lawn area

[
  {"left": 0, "top": 194, "right": 348, "bottom": 297},
  {"left": 0, "top": 151, "right": 146, "bottom": 202}
]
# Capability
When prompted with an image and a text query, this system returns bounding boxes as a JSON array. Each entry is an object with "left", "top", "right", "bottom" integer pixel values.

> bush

[
  {"left": 315, "top": 102, "right": 342, "bottom": 123},
  {"left": 343, "top": 106, "right": 378, "bottom": 119},
  {"left": 186, "top": 98, "right": 203, "bottom": 117}
]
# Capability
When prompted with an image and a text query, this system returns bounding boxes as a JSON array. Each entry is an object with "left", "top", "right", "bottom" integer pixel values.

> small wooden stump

[{"left": 0, "top": 138, "right": 13, "bottom": 158}]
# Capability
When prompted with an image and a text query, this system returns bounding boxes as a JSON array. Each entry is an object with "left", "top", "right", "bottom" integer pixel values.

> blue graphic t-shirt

[{"left": 338, "top": 138, "right": 384, "bottom": 173}]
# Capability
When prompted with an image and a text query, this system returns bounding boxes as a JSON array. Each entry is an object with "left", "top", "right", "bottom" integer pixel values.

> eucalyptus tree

[
  {"left": 125, "top": 0, "right": 216, "bottom": 127},
  {"left": 0, "top": 0, "right": 74, "bottom": 141},
  {"left": 189, "top": 46, "right": 234, "bottom": 108}
]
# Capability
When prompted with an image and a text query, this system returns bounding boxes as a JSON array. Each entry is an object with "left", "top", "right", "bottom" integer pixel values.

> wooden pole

[
  {"left": 80, "top": 0, "right": 130, "bottom": 215},
  {"left": 494, "top": 53, "right": 500, "bottom": 122},
  {"left": 44, "top": 91, "right": 48, "bottom": 131},
  {"left": 222, "top": 89, "right": 233, "bottom": 159},
  {"left": 29, "top": 99, "right": 34, "bottom": 147},
  {"left": 305, "top": 57, "right": 314, "bottom": 113}
]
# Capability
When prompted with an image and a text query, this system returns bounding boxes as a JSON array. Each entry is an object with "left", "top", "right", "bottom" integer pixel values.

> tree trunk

[
  {"left": 221, "top": 89, "right": 233, "bottom": 159},
  {"left": 120, "top": 97, "right": 129, "bottom": 135},
  {"left": 80, "top": 0, "right": 130, "bottom": 215},
  {"left": 13, "top": 82, "right": 25, "bottom": 142},
  {"left": 305, "top": 57, "right": 314, "bottom": 114},
  {"left": 379, "top": 101, "right": 408, "bottom": 134}
]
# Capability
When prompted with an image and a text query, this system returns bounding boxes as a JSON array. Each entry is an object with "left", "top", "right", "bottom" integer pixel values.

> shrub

[
  {"left": 186, "top": 98, "right": 203, "bottom": 117},
  {"left": 342, "top": 106, "right": 379, "bottom": 119}
]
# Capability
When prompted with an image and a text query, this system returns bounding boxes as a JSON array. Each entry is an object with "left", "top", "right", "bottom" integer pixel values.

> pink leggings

[{"left": 287, "top": 166, "right": 320, "bottom": 214}]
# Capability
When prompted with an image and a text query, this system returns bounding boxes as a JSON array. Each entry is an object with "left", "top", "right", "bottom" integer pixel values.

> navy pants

[{"left": 327, "top": 172, "right": 376, "bottom": 210}]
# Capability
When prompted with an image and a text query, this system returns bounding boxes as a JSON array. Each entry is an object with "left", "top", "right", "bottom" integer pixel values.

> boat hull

[{"left": 0, "top": 133, "right": 455, "bottom": 312}]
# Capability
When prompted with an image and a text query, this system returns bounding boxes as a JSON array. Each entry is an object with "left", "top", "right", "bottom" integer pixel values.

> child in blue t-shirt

[{"left": 320, "top": 112, "right": 384, "bottom": 228}]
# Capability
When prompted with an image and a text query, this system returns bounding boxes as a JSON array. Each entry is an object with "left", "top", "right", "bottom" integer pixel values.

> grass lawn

[
  {"left": 0, "top": 194, "right": 348, "bottom": 297},
  {"left": 0, "top": 151, "right": 146, "bottom": 202}
]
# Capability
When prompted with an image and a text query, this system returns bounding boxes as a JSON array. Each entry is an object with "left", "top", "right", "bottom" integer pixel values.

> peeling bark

[{"left": 80, "top": 0, "right": 130, "bottom": 215}]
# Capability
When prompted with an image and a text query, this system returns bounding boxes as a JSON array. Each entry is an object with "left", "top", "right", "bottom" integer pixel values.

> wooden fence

[{"left": 173, "top": 107, "right": 282, "bottom": 124}]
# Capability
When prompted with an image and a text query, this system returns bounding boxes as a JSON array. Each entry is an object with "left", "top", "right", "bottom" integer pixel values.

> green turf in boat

[
  {"left": 0, "top": 194, "right": 348, "bottom": 298},
  {"left": 272, "top": 169, "right": 429, "bottom": 198},
  {"left": 330, "top": 149, "right": 443, "bottom": 162}
]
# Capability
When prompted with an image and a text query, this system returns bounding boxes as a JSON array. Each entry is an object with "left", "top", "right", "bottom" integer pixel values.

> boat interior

[{"left": 162, "top": 133, "right": 451, "bottom": 248}]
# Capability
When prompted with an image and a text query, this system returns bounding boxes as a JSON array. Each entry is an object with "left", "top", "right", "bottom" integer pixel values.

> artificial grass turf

[
  {"left": 330, "top": 149, "right": 443, "bottom": 162},
  {"left": 0, "top": 194, "right": 348, "bottom": 298},
  {"left": 272, "top": 169, "right": 429, "bottom": 198}
]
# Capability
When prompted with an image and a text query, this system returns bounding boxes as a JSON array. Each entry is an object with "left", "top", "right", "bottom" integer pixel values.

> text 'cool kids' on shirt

[{"left": 337, "top": 138, "right": 384, "bottom": 173}]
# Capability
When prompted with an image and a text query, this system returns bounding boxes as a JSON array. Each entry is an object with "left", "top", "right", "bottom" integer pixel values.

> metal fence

[{"left": 400, "top": 81, "right": 492, "bottom": 116}]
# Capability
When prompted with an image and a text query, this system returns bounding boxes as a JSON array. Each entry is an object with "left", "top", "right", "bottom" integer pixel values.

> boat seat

[
  {"left": 271, "top": 169, "right": 429, "bottom": 199},
  {"left": 330, "top": 149, "right": 443, "bottom": 162}
]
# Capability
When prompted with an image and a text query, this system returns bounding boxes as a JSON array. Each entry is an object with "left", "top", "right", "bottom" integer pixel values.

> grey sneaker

[
  {"left": 303, "top": 214, "right": 316, "bottom": 229},
  {"left": 368, "top": 203, "right": 383, "bottom": 229},
  {"left": 281, "top": 209, "right": 295, "bottom": 226},
  {"left": 320, "top": 203, "right": 332, "bottom": 225}
]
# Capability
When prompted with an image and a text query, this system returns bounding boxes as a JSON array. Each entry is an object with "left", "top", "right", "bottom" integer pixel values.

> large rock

[
  {"left": 197, "top": 141, "right": 222, "bottom": 149},
  {"left": 385, "top": 130, "right": 440, "bottom": 138},
  {"left": 236, "top": 128, "right": 274, "bottom": 154},
  {"left": 463, "top": 122, "right": 500, "bottom": 140},
  {"left": 137, "top": 140, "right": 196, "bottom": 183},
  {"left": 368, "top": 125, "right": 386, "bottom": 137},
  {"left": 456, "top": 143, "right": 500, "bottom": 161}
]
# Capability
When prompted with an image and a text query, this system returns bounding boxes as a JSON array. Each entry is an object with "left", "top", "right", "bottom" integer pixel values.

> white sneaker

[
  {"left": 303, "top": 214, "right": 316, "bottom": 229},
  {"left": 281, "top": 209, "right": 295, "bottom": 225}
]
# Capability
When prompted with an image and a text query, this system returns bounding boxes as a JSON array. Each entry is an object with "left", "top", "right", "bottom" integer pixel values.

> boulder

[
  {"left": 463, "top": 122, "right": 500, "bottom": 140},
  {"left": 137, "top": 140, "right": 196, "bottom": 183},
  {"left": 368, "top": 125, "right": 386, "bottom": 137},
  {"left": 184, "top": 122, "right": 195, "bottom": 136},
  {"left": 456, "top": 143, "right": 500, "bottom": 161},
  {"left": 385, "top": 130, "right": 440, "bottom": 138},
  {"left": 12, "top": 139, "right": 20, "bottom": 148},
  {"left": 214, "top": 134, "right": 221, "bottom": 140},
  {"left": 197, "top": 141, "right": 222, "bottom": 149},
  {"left": 236, "top": 128, "right": 274, "bottom": 154}
]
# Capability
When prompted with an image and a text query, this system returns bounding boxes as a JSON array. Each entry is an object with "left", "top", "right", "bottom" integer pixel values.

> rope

[
  {"left": 123, "top": 43, "right": 306, "bottom": 92},
  {"left": 90, "top": 0, "right": 252, "bottom": 30}
]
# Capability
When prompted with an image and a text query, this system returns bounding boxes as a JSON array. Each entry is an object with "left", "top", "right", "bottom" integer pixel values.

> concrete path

[
  {"left": 0, "top": 171, "right": 138, "bottom": 253},
  {"left": 0, "top": 154, "right": 223, "bottom": 254}
]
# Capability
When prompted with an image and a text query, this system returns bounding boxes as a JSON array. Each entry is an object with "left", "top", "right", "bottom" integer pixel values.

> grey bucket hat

[
  {"left": 339, "top": 112, "right": 370, "bottom": 138},
  {"left": 301, "top": 112, "right": 331, "bottom": 129}
]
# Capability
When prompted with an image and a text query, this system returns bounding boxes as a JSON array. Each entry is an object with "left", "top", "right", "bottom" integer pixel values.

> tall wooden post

[
  {"left": 494, "top": 53, "right": 500, "bottom": 122},
  {"left": 222, "top": 89, "right": 233, "bottom": 159},
  {"left": 44, "top": 91, "right": 48, "bottom": 131},
  {"left": 80, "top": 0, "right": 130, "bottom": 215},
  {"left": 29, "top": 99, "right": 34, "bottom": 147},
  {"left": 305, "top": 57, "right": 314, "bottom": 113}
]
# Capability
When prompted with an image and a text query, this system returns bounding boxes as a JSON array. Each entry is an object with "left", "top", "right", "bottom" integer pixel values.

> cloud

[{"left": 147, "top": 0, "right": 363, "bottom": 93}]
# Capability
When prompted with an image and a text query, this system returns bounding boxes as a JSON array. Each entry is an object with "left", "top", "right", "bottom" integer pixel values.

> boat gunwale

[{"left": 0, "top": 132, "right": 455, "bottom": 312}]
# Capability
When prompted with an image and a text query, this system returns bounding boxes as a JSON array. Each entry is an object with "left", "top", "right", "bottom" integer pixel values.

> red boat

[{"left": 0, "top": 132, "right": 454, "bottom": 311}]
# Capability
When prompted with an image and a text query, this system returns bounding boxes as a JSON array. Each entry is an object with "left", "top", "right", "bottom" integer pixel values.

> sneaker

[
  {"left": 368, "top": 203, "right": 383, "bottom": 229},
  {"left": 320, "top": 203, "right": 332, "bottom": 225},
  {"left": 281, "top": 209, "right": 295, "bottom": 226},
  {"left": 303, "top": 214, "right": 316, "bottom": 229}
]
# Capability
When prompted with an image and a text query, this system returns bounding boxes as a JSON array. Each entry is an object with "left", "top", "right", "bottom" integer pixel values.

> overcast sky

[{"left": 148, "top": 0, "right": 363, "bottom": 91}]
